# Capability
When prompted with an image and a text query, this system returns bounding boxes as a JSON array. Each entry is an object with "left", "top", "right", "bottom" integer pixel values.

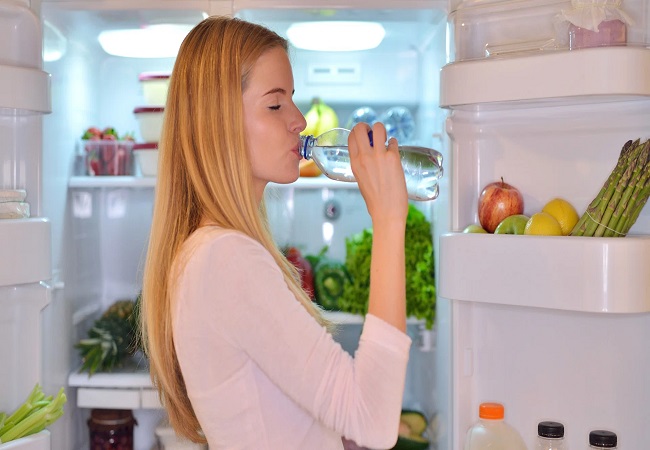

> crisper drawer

[{"left": 0, "top": 431, "right": 50, "bottom": 450}]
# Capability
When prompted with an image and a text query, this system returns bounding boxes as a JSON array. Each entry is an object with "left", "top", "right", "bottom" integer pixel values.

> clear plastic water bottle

[
  {"left": 589, "top": 430, "right": 617, "bottom": 448},
  {"left": 537, "top": 421, "right": 567, "bottom": 450},
  {"left": 464, "top": 402, "right": 528, "bottom": 450},
  {"left": 299, "top": 127, "right": 443, "bottom": 201}
]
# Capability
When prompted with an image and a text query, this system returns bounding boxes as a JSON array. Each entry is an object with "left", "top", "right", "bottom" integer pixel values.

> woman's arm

[{"left": 348, "top": 122, "right": 409, "bottom": 333}]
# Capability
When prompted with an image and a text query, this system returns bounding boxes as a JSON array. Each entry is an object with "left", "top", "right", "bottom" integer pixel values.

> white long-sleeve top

[{"left": 171, "top": 226, "right": 411, "bottom": 450}]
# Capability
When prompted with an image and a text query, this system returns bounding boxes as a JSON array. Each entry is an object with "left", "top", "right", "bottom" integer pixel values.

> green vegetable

[
  {"left": 339, "top": 204, "right": 436, "bottom": 328},
  {"left": 571, "top": 139, "right": 650, "bottom": 237},
  {"left": 76, "top": 297, "right": 140, "bottom": 375},
  {"left": 314, "top": 260, "right": 351, "bottom": 310},
  {"left": 304, "top": 245, "right": 329, "bottom": 271},
  {"left": 0, "top": 384, "right": 67, "bottom": 444},
  {"left": 392, "top": 410, "right": 430, "bottom": 450}
]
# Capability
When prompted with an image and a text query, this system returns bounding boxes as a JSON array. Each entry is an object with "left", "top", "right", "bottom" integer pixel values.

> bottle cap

[
  {"left": 538, "top": 421, "right": 564, "bottom": 438},
  {"left": 479, "top": 402, "right": 504, "bottom": 420},
  {"left": 589, "top": 430, "right": 617, "bottom": 447}
]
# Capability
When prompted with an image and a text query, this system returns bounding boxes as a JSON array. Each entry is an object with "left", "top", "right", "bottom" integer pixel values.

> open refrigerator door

[
  {"left": 437, "top": 0, "right": 650, "bottom": 448},
  {"left": 0, "top": 1, "right": 55, "bottom": 449}
]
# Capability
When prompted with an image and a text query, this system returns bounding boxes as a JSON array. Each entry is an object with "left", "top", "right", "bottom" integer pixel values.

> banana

[
  {"left": 315, "top": 100, "right": 339, "bottom": 136},
  {"left": 301, "top": 99, "right": 321, "bottom": 137},
  {"left": 301, "top": 97, "right": 339, "bottom": 137}
]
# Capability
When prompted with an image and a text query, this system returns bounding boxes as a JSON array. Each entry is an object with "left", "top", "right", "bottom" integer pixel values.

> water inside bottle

[{"left": 310, "top": 144, "right": 442, "bottom": 201}]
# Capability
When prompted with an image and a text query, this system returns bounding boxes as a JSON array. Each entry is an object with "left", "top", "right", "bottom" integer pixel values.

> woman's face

[{"left": 243, "top": 46, "right": 306, "bottom": 200}]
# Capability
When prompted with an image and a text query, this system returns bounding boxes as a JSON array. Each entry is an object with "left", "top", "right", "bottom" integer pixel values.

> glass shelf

[{"left": 68, "top": 175, "right": 357, "bottom": 190}]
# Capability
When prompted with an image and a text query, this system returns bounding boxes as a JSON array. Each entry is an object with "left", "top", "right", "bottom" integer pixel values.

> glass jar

[{"left": 88, "top": 409, "right": 137, "bottom": 450}]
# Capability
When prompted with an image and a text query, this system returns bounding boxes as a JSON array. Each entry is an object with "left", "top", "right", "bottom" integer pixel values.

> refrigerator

[{"left": 0, "top": 0, "right": 648, "bottom": 448}]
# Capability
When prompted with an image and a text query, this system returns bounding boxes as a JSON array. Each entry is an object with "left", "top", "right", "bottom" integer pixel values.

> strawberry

[
  {"left": 82, "top": 127, "right": 102, "bottom": 140},
  {"left": 88, "top": 157, "right": 102, "bottom": 176},
  {"left": 102, "top": 127, "right": 118, "bottom": 139}
]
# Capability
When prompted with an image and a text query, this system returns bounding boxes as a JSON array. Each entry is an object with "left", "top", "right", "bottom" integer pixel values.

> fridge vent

[{"left": 307, "top": 64, "right": 361, "bottom": 85}]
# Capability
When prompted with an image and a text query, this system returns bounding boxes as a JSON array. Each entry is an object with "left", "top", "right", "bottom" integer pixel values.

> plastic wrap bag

[{"left": 559, "top": 0, "right": 633, "bottom": 32}]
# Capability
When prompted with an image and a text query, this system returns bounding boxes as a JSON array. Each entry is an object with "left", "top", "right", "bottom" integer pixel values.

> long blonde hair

[{"left": 140, "top": 16, "right": 328, "bottom": 443}]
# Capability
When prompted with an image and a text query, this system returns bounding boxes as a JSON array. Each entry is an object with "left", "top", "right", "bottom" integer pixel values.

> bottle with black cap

[
  {"left": 537, "top": 421, "right": 566, "bottom": 449},
  {"left": 589, "top": 430, "right": 617, "bottom": 449}
]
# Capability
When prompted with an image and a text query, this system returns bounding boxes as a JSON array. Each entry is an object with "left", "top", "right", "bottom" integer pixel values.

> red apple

[{"left": 478, "top": 178, "right": 524, "bottom": 233}]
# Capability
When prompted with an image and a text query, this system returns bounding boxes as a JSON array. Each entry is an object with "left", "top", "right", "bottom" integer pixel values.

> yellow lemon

[
  {"left": 542, "top": 198, "right": 579, "bottom": 236},
  {"left": 524, "top": 212, "right": 563, "bottom": 236}
]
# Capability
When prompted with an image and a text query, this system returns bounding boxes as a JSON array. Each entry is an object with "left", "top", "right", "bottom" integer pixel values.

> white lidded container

[
  {"left": 155, "top": 423, "right": 207, "bottom": 450},
  {"left": 133, "top": 106, "right": 164, "bottom": 142},
  {"left": 133, "top": 142, "right": 159, "bottom": 177},
  {"left": 138, "top": 72, "right": 171, "bottom": 106}
]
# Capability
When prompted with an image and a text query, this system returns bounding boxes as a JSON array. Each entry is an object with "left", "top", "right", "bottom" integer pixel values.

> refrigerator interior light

[
  {"left": 98, "top": 24, "right": 194, "bottom": 58},
  {"left": 287, "top": 21, "right": 385, "bottom": 51}
]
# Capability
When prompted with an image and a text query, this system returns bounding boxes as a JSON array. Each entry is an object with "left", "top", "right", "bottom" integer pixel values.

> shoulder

[{"left": 178, "top": 226, "right": 277, "bottom": 273}]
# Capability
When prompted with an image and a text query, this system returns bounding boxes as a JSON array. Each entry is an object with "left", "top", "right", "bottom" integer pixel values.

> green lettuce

[{"left": 339, "top": 205, "right": 436, "bottom": 328}]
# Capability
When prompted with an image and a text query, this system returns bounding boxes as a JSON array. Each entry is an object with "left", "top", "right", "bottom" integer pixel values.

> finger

[
  {"left": 386, "top": 136, "right": 399, "bottom": 153},
  {"left": 370, "top": 122, "right": 388, "bottom": 150},
  {"left": 349, "top": 122, "right": 372, "bottom": 157}
]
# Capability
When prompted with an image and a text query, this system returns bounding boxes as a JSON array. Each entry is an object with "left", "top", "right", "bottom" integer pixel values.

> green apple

[
  {"left": 494, "top": 214, "right": 530, "bottom": 235},
  {"left": 462, "top": 223, "right": 488, "bottom": 234}
]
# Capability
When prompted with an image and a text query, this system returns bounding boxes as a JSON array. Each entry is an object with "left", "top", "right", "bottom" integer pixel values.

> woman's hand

[{"left": 348, "top": 122, "right": 408, "bottom": 227}]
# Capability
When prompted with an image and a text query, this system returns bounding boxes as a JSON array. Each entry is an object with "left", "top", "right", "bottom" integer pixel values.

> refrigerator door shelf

[
  {"left": 0, "top": 218, "right": 51, "bottom": 287},
  {"left": 439, "top": 232, "right": 650, "bottom": 313},
  {"left": 440, "top": 46, "right": 650, "bottom": 109},
  {"left": 0, "top": 431, "right": 50, "bottom": 450},
  {"left": 0, "top": 65, "right": 51, "bottom": 114}
]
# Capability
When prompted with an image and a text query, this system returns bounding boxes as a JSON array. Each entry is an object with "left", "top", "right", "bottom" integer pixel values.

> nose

[{"left": 291, "top": 104, "right": 307, "bottom": 134}]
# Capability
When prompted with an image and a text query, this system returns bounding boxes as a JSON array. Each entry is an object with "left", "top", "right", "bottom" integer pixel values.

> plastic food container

[
  {"left": 155, "top": 423, "right": 207, "bottom": 450},
  {"left": 450, "top": 0, "right": 570, "bottom": 61},
  {"left": 139, "top": 72, "right": 171, "bottom": 106},
  {"left": 80, "top": 139, "right": 134, "bottom": 176},
  {"left": 133, "top": 142, "right": 159, "bottom": 177},
  {"left": 133, "top": 107, "right": 164, "bottom": 143}
]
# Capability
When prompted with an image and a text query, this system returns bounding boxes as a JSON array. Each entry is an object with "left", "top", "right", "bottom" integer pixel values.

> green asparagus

[{"left": 570, "top": 138, "right": 650, "bottom": 237}]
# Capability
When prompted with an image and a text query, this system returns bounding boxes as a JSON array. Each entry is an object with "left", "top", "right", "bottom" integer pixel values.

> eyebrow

[{"left": 263, "top": 87, "right": 295, "bottom": 96}]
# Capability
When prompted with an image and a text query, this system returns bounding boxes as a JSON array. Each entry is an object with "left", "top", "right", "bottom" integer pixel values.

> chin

[{"left": 271, "top": 170, "right": 300, "bottom": 185}]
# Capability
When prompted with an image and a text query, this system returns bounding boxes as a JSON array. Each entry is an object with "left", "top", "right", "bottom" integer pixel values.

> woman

[{"left": 141, "top": 16, "right": 411, "bottom": 450}]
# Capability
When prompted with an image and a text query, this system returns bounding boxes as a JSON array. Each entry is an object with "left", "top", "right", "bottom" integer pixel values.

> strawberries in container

[{"left": 80, "top": 127, "right": 135, "bottom": 176}]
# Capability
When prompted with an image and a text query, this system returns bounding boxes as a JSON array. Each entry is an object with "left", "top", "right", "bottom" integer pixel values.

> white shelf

[
  {"left": 68, "top": 359, "right": 162, "bottom": 410},
  {"left": 0, "top": 65, "right": 50, "bottom": 114},
  {"left": 69, "top": 175, "right": 356, "bottom": 190},
  {"left": 68, "top": 176, "right": 156, "bottom": 188},
  {"left": 0, "top": 431, "right": 50, "bottom": 450},
  {"left": 439, "top": 232, "right": 650, "bottom": 313},
  {"left": 440, "top": 46, "right": 650, "bottom": 109},
  {"left": 68, "top": 360, "right": 152, "bottom": 389}
]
